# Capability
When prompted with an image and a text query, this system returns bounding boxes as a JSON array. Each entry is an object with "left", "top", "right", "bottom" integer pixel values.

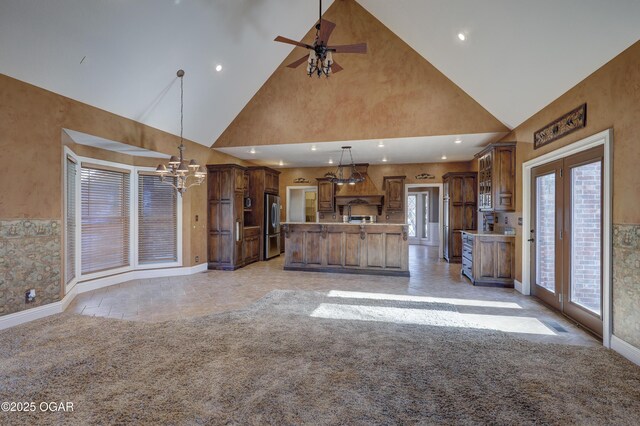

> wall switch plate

[
  {"left": 195, "top": 215, "right": 199, "bottom": 222},
  {"left": 505, "top": 216, "right": 509, "bottom": 225},
  {"left": 518, "top": 217, "right": 523, "bottom": 226},
  {"left": 195, "top": 256, "right": 200, "bottom": 263}
]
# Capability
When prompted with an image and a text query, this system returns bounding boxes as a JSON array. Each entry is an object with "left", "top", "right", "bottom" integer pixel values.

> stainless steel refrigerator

[{"left": 264, "top": 193, "right": 281, "bottom": 259}]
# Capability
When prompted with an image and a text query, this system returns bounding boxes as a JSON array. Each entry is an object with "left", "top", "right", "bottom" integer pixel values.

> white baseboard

[
  {"left": 514, "top": 279, "right": 523, "bottom": 294},
  {"left": 76, "top": 263, "right": 207, "bottom": 294},
  {"left": 0, "top": 263, "right": 208, "bottom": 331},
  {"left": 611, "top": 335, "right": 640, "bottom": 366}
]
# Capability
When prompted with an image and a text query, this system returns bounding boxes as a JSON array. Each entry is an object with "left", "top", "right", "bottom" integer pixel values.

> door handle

[{"left": 527, "top": 238, "right": 535, "bottom": 242}]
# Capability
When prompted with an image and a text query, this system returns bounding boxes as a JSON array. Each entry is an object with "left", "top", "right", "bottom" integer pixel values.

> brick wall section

[{"left": 570, "top": 162, "right": 602, "bottom": 313}]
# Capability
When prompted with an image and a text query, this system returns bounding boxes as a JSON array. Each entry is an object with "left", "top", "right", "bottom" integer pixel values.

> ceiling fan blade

[
  {"left": 331, "top": 61, "right": 343, "bottom": 74},
  {"left": 328, "top": 43, "right": 367, "bottom": 54},
  {"left": 274, "top": 36, "right": 313, "bottom": 50},
  {"left": 286, "top": 54, "right": 310, "bottom": 69},
  {"left": 318, "top": 19, "right": 336, "bottom": 45}
]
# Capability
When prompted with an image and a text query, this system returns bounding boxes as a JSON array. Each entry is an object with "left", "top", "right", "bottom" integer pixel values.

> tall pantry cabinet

[{"left": 443, "top": 172, "right": 477, "bottom": 263}]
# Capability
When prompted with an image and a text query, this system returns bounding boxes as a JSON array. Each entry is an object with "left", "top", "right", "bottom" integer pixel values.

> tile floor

[{"left": 67, "top": 245, "right": 600, "bottom": 346}]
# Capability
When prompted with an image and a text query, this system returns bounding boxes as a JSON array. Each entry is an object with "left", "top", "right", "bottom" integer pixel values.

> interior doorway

[
  {"left": 530, "top": 145, "right": 604, "bottom": 336},
  {"left": 286, "top": 186, "right": 318, "bottom": 223},
  {"left": 405, "top": 183, "right": 443, "bottom": 258}
]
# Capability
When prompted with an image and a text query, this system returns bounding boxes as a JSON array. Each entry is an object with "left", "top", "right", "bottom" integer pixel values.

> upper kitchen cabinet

[
  {"left": 316, "top": 178, "right": 335, "bottom": 213},
  {"left": 475, "top": 142, "right": 516, "bottom": 212},
  {"left": 383, "top": 176, "right": 406, "bottom": 213},
  {"left": 265, "top": 169, "right": 280, "bottom": 194}
]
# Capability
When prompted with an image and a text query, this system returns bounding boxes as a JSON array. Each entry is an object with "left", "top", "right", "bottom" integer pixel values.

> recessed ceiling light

[
  {"left": 454, "top": 139, "right": 462, "bottom": 144},
  {"left": 311, "top": 145, "right": 317, "bottom": 151},
  {"left": 382, "top": 157, "right": 388, "bottom": 162},
  {"left": 441, "top": 155, "right": 447, "bottom": 160},
  {"left": 378, "top": 141, "right": 385, "bottom": 148},
  {"left": 249, "top": 148, "right": 256, "bottom": 154},
  {"left": 215, "top": 64, "right": 223, "bottom": 72},
  {"left": 279, "top": 160, "right": 284, "bottom": 166},
  {"left": 328, "top": 159, "right": 334, "bottom": 164},
  {"left": 458, "top": 33, "right": 466, "bottom": 41}
]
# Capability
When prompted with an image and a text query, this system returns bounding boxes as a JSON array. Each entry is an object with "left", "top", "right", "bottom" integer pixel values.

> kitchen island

[{"left": 282, "top": 223, "right": 409, "bottom": 277}]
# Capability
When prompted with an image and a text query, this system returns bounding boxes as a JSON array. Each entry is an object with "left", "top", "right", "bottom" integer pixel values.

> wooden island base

[{"left": 282, "top": 223, "right": 410, "bottom": 277}]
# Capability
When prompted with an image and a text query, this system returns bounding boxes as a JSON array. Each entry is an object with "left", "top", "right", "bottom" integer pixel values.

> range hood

[{"left": 333, "top": 164, "right": 384, "bottom": 215}]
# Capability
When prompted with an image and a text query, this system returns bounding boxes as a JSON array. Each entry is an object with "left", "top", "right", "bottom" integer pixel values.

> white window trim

[
  {"left": 62, "top": 147, "right": 183, "bottom": 289},
  {"left": 521, "top": 129, "right": 612, "bottom": 348}
]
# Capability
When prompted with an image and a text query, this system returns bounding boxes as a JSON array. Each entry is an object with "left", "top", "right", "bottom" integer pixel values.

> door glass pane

[
  {"left": 422, "top": 193, "right": 429, "bottom": 239},
  {"left": 407, "top": 195, "right": 417, "bottom": 237},
  {"left": 570, "top": 162, "right": 602, "bottom": 314},
  {"left": 535, "top": 173, "right": 556, "bottom": 293}
]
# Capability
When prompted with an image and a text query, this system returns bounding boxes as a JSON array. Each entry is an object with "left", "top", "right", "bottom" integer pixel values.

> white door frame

[
  {"left": 285, "top": 185, "right": 318, "bottom": 222},
  {"left": 521, "top": 129, "right": 612, "bottom": 348},
  {"left": 405, "top": 183, "right": 444, "bottom": 257}
]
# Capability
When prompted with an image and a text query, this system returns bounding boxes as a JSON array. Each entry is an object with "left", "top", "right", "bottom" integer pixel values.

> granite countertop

[
  {"left": 461, "top": 230, "right": 516, "bottom": 237},
  {"left": 283, "top": 222, "right": 408, "bottom": 226}
]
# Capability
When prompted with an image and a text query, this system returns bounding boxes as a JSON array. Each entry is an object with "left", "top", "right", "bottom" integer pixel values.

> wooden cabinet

[
  {"left": 443, "top": 172, "right": 477, "bottom": 263},
  {"left": 316, "top": 178, "right": 335, "bottom": 213},
  {"left": 476, "top": 142, "right": 516, "bottom": 212},
  {"left": 207, "top": 164, "right": 246, "bottom": 270},
  {"left": 265, "top": 169, "right": 279, "bottom": 194},
  {"left": 243, "top": 226, "right": 261, "bottom": 264},
  {"left": 461, "top": 232, "right": 515, "bottom": 287},
  {"left": 383, "top": 176, "right": 406, "bottom": 212}
]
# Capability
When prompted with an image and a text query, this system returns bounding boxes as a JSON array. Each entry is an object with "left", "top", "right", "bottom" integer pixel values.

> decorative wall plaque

[
  {"left": 293, "top": 177, "right": 310, "bottom": 184},
  {"left": 415, "top": 173, "right": 435, "bottom": 180},
  {"left": 534, "top": 103, "right": 587, "bottom": 149}
]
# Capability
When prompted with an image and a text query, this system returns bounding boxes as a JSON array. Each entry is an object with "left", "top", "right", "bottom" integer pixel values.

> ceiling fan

[{"left": 274, "top": 0, "right": 367, "bottom": 77}]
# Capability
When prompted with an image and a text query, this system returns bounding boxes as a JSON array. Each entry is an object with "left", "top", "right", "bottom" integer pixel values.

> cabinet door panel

[
  {"left": 451, "top": 205, "right": 463, "bottom": 230},
  {"left": 463, "top": 205, "right": 476, "bottom": 230},
  {"left": 463, "top": 176, "right": 476, "bottom": 203},
  {"left": 317, "top": 180, "right": 335, "bottom": 212},
  {"left": 451, "top": 177, "right": 463, "bottom": 203},
  {"left": 366, "top": 233, "right": 384, "bottom": 267},
  {"left": 345, "top": 233, "right": 361, "bottom": 266},
  {"left": 289, "top": 232, "right": 304, "bottom": 264},
  {"left": 327, "top": 232, "right": 343, "bottom": 266},
  {"left": 478, "top": 240, "right": 496, "bottom": 278},
  {"left": 304, "top": 232, "right": 322, "bottom": 265},
  {"left": 451, "top": 231, "right": 462, "bottom": 259},
  {"left": 385, "top": 233, "right": 402, "bottom": 268},
  {"left": 496, "top": 241, "right": 513, "bottom": 278}
]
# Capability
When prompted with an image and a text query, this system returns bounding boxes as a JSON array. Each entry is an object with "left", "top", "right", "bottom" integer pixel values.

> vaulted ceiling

[{"left": 1, "top": 0, "right": 639, "bottom": 156}]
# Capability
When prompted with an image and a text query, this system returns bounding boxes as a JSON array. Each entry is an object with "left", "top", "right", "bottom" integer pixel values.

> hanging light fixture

[
  {"left": 325, "top": 146, "right": 365, "bottom": 186},
  {"left": 155, "top": 69, "right": 206, "bottom": 195}
]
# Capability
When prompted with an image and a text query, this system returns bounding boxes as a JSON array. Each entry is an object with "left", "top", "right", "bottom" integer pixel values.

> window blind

[
  {"left": 138, "top": 174, "right": 178, "bottom": 264},
  {"left": 65, "top": 156, "right": 77, "bottom": 284},
  {"left": 81, "top": 166, "right": 130, "bottom": 274}
]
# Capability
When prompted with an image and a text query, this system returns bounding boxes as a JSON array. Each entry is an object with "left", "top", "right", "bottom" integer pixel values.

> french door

[
  {"left": 530, "top": 146, "right": 604, "bottom": 336},
  {"left": 407, "top": 192, "right": 429, "bottom": 245}
]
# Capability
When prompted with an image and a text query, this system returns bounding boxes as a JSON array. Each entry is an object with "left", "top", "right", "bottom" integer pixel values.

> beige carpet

[{"left": 0, "top": 290, "right": 639, "bottom": 425}]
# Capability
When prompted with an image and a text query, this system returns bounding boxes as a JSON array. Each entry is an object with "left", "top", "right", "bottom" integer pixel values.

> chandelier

[
  {"left": 155, "top": 69, "right": 206, "bottom": 194},
  {"left": 325, "top": 146, "right": 364, "bottom": 186}
]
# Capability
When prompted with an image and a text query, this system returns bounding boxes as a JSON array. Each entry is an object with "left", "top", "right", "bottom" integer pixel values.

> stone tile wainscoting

[
  {"left": 0, "top": 219, "right": 61, "bottom": 316},
  {"left": 613, "top": 224, "right": 640, "bottom": 348}
]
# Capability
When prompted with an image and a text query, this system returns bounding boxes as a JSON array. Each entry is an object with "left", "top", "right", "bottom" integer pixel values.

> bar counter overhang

[{"left": 282, "top": 222, "right": 409, "bottom": 277}]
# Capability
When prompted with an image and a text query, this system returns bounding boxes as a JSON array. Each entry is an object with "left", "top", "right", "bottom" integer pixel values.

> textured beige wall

[
  {"left": 499, "top": 41, "right": 640, "bottom": 347},
  {"left": 0, "top": 73, "right": 252, "bottom": 316},
  {"left": 214, "top": 0, "right": 507, "bottom": 148}
]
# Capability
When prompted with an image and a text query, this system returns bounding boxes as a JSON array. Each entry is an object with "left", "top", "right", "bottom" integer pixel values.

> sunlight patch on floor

[
  {"left": 326, "top": 290, "right": 522, "bottom": 309},
  {"left": 311, "top": 303, "right": 556, "bottom": 336}
]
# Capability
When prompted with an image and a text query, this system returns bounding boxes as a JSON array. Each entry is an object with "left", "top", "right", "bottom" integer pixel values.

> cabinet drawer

[{"left": 243, "top": 226, "right": 261, "bottom": 238}]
